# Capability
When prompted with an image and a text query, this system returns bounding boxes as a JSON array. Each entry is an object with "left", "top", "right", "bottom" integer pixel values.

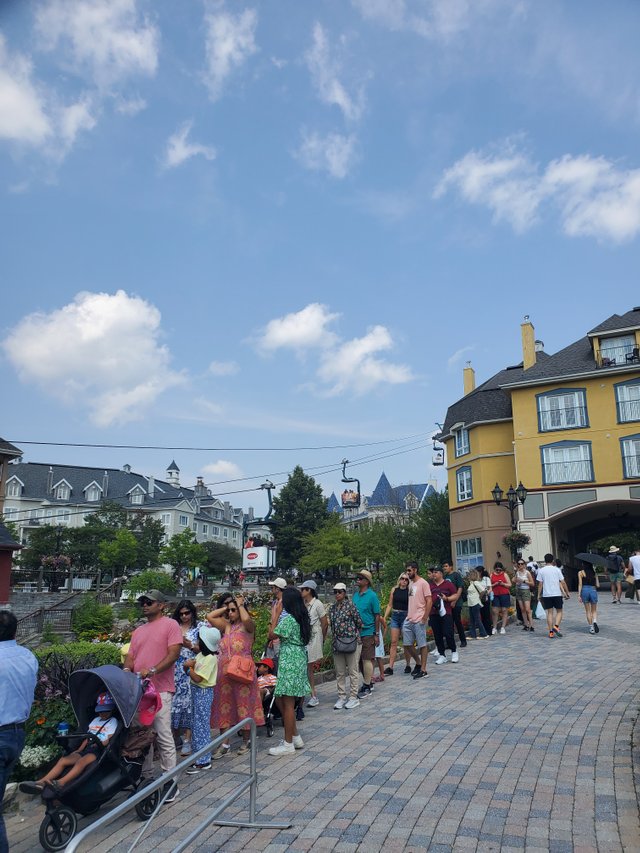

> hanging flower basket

[{"left": 502, "top": 531, "right": 531, "bottom": 551}]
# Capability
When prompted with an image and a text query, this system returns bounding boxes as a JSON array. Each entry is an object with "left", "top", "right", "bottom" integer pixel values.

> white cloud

[
  {"left": 305, "top": 22, "right": 365, "bottom": 123},
  {"left": 296, "top": 130, "right": 357, "bottom": 180},
  {"left": 435, "top": 141, "right": 640, "bottom": 243},
  {"left": 163, "top": 121, "right": 216, "bottom": 169},
  {"left": 114, "top": 95, "right": 147, "bottom": 115},
  {"left": 2, "top": 290, "right": 184, "bottom": 426},
  {"left": 56, "top": 97, "right": 97, "bottom": 157},
  {"left": 0, "top": 35, "right": 51, "bottom": 144},
  {"left": 35, "top": 0, "right": 159, "bottom": 88},
  {"left": 203, "top": 7, "right": 258, "bottom": 100},
  {"left": 318, "top": 325, "right": 414, "bottom": 396},
  {"left": 202, "top": 460, "right": 243, "bottom": 480},
  {"left": 257, "top": 303, "right": 340, "bottom": 353},
  {"left": 208, "top": 360, "right": 239, "bottom": 376},
  {"left": 447, "top": 346, "right": 474, "bottom": 371}
]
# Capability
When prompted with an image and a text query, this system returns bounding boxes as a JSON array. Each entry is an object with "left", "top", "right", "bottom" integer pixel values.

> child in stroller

[
  {"left": 20, "top": 692, "right": 118, "bottom": 797},
  {"left": 256, "top": 658, "right": 279, "bottom": 737}
]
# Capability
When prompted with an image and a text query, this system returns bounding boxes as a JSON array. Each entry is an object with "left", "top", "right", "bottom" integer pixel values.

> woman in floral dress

[
  {"left": 207, "top": 593, "right": 264, "bottom": 758},
  {"left": 171, "top": 599, "right": 200, "bottom": 756},
  {"left": 267, "top": 587, "right": 311, "bottom": 757}
]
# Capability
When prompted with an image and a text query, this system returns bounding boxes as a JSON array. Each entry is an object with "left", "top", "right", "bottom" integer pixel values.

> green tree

[
  {"left": 0, "top": 515, "right": 20, "bottom": 541},
  {"left": 98, "top": 528, "right": 138, "bottom": 577},
  {"left": 405, "top": 489, "right": 452, "bottom": 565},
  {"left": 128, "top": 512, "right": 165, "bottom": 570},
  {"left": 586, "top": 532, "right": 639, "bottom": 559},
  {"left": 124, "top": 569, "right": 177, "bottom": 597},
  {"left": 271, "top": 466, "right": 329, "bottom": 568},
  {"left": 299, "top": 516, "right": 355, "bottom": 574},
  {"left": 201, "top": 541, "right": 241, "bottom": 577},
  {"left": 16, "top": 525, "right": 66, "bottom": 572},
  {"left": 160, "top": 529, "right": 206, "bottom": 579}
]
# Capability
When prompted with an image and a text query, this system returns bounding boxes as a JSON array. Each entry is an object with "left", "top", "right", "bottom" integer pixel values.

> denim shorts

[
  {"left": 581, "top": 585, "right": 598, "bottom": 604},
  {"left": 402, "top": 620, "right": 427, "bottom": 649},
  {"left": 390, "top": 610, "right": 407, "bottom": 630},
  {"left": 492, "top": 593, "right": 511, "bottom": 609}
]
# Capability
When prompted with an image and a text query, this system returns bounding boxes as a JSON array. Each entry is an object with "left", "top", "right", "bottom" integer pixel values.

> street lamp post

[{"left": 491, "top": 482, "right": 528, "bottom": 560}]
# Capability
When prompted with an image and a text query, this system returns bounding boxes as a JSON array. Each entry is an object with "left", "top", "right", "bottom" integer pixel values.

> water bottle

[{"left": 57, "top": 722, "right": 70, "bottom": 737}]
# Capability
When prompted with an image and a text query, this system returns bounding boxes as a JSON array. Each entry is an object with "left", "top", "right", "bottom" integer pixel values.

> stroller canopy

[{"left": 69, "top": 665, "right": 144, "bottom": 730}]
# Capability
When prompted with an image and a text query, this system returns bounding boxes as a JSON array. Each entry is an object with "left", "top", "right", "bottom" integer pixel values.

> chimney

[
  {"left": 195, "top": 476, "right": 206, "bottom": 498},
  {"left": 148, "top": 475, "right": 155, "bottom": 498},
  {"left": 122, "top": 463, "right": 131, "bottom": 473},
  {"left": 463, "top": 361, "right": 476, "bottom": 395},
  {"left": 47, "top": 466, "right": 54, "bottom": 495},
  {"left": 534, "top": 339, "right": 544, "bottom": 353},
  {"left": 102, "top": 471, "right": 109, "bottom": 497},
  {"left": 521, "top": 316, "right": 536, "bottom": 370}
]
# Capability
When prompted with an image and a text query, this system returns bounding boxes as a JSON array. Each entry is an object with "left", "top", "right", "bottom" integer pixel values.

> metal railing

[
  {"left": 542, "top": 459, "right": 592, "bottom": 484},
  {"left": 65, "top": 717, "right": 291, "bottom": 853},
  {"left": 17, "top": 607, "right": 74, "bottom": 638},
  {"left": 539, "top": 405, "right": 587, "bottom": 431}
]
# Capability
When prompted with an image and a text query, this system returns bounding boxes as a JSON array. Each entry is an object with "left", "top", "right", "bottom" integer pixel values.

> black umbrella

[{"left": 574, "top": 552, "right": 607, "bottom": 567}]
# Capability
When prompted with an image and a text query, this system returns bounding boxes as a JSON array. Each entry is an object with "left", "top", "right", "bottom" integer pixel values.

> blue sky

[{"left": 1, "top": 0, "right": 640, "bottom": 513}]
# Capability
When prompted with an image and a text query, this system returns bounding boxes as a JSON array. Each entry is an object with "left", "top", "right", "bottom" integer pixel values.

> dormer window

[
  {"left": 600, "top": 334, "right": 636, "bottom": 366},
  {"left": 85, "top": 484, "right": 101, "bottom": 502},
  {"left": 404, "top": 493, "right": 418, "bottom": 511},
  {"left": 129, "top": 486, "right": 145, "bottom": 505},
  {"left": 6, "top": 479, "right": 22, "bottom": 497},
  {"left": 55, "top": 484, "right": 71, "bottom": 501}
]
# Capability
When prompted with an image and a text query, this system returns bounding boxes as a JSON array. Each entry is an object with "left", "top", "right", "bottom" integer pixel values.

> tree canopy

[{"left": 271, "top": 466, "right": 329, "bottom": 568}]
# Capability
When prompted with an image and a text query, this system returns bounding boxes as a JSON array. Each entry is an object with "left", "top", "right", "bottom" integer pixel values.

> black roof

[
  {"left": 588, "top": 307, "right": 640, "bottom": 335},
  {"left": 0, "top": 522, "right": 21, "bottom": 549},
  {"left": 0, "top": 438, "right": 22, "bottom": 458}
]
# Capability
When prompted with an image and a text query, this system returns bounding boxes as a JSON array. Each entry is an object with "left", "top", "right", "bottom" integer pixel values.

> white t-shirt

[
  {"left": 630, "top": 554, "right": 640, "bottom": 581},
  {"left": 537, "top": 564, "right": 564, "bottom": 598},
  {"left": 88, "top": 715, "right": 118, "bottom": 744}
]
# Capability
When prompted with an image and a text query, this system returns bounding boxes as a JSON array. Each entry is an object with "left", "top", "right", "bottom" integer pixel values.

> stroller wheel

[
  {"left": 39, "top": 807, "right": 77, "bottom": 852},
  {"left": 135, "top": 788, "right": 160, "bottom": 821}
]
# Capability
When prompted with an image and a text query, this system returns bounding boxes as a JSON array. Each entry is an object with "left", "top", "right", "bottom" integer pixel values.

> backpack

[{"left": 606, "top": 554, "right": 623, "bottom": 573}]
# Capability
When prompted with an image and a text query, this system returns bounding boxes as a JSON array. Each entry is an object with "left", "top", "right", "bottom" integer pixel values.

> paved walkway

[{"left": 7, "top": 599, "right": 640, "bottom": 852}]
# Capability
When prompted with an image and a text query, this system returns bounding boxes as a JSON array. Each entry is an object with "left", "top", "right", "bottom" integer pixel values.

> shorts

[
  {"left": 402, "top": 620, "right": 427, "bottom": 649},
  {"left": 515, "top": 587, "right": 531, "bottom": 602},
  {"left": 609, "top": 572, "right": 624, "bottom": 583},
  {"left": 360, "top": 634, "right": 376, "bottom": 662},
  {"left": 390, "top": 610, "right": 407, "bottom": 630},
  {"left": 580, "top": 585, "right": 598, "bottom": 604},
  {"left": 492, "top": 593, "right": 511, "bottom": 609},
  {"left": 635, "top": 579, "right": 640, "bottom": 590},
  {"left": 542, "top": 595, "right": 563, "bottom": 611},
  {"left": 79, "top": 744, "right": 102, "bottom": 758}
]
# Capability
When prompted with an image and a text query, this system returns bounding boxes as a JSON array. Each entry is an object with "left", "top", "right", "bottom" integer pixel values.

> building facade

[
  {"left": 438, "top": 309, "right": 640, "bottom": 571},
  {"left": 3, "top": 459, "right": 244, "bottom": 550},
  {"left": 328, "top": 472, "right": 437, "bottom": 529}
]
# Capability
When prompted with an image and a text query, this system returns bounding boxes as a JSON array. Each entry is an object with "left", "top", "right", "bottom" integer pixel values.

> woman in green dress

[{"left": 268, "top": 586, "right": 311, "bottom": 757}]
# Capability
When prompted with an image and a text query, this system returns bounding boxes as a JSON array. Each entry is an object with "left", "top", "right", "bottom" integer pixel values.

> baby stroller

[
  {"left": 33, "top": 665, "right": 160, "bottom": 852},
  {"left": 258, "top": 655, "right": 280, "bottom": 738}
]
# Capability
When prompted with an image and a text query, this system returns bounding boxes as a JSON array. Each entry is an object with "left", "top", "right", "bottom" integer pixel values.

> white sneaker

[
  {"left": 435, "top": 655, "right": 447, "bottom": 665},
  {"left": 180, "top": 741, "right": 192, "bottom": 756},
  {"left": 268, "top": 740, "right": 295, "bottom": 757},
  {"left": 451, "top": 651, "right": 459, "bottom": 663},
  {"left": 334, "top": 698, "right": 346, "bottom": 710},
  {"left": 292, "top": 735, "right": 304, "bottom": 749},
  {"left": 344, "top": 698, "right": 360, "bottom": 709},
  {"left": 429, "top": 649, "right": 438, "bottom": 656},
  {"left": 589, "top": 626, "right": 595, "bottom": 634},
  {"left": 491, "top": 628, "right": 497, "bottom": 635},
  {"left": 499, "top": 627, "right": 506, "bottom": 635},
  {"left": 307, "top": 697, "right": 319, "bottom": 708}
]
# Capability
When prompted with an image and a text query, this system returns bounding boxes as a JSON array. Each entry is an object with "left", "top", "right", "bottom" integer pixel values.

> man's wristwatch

[{"left": 149, "top": 666, "right": 157, "bottom": 676}]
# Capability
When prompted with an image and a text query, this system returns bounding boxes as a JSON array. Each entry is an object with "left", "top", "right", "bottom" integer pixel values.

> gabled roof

[
  {"left": 167, "top": 460, "right": 180, "bottom": 471},
  {"left": 588, "top": 307, "right": 640, "bottom": 335},
  {"left": 326, "top": 492, "right": 342, "bottom": 514},
  {"left": 368, "top": 473, "right": 435, "bottom": 508},
  {"left": 0, "top": 438, "right": 22, "bottom": 458}
]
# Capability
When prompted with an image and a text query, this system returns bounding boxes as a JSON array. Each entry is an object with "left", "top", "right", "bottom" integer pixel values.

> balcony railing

[
  {"left": 598, "top": 343, "right": 639, "bottom": 367},
  {"left": 618, "top": 400, "right": 640, "bottom": 422},
  {"left": 623, "top": 454, "right": 640, "bottom": 478},
  {"left": 539, "top": 406, "right": 587, "bottom": 431},
  {"left": 542, "top": 459, "right": 592, "bottom": 484}
]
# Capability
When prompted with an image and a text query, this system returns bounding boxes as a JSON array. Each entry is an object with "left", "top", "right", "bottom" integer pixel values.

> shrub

[
  {"left": 71, "top": 595, "right": 114, "bottom": 641},
  {"left": 124, "top": 570, "right": 177, "bottom": 597}
]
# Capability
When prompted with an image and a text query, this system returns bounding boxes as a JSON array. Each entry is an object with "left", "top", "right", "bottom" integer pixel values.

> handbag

[
  {"left": 473, "top": 582, "right": 488, "bottom": 603},
  {"left": 332, "top": 635, "right": 358, "bottom": 654},
  {"left": 225, "top": 654, "right": 255, "bottom": 685}
]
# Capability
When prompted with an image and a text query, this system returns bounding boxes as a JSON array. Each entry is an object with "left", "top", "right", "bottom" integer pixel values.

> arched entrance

[{"left": 549, "top": 499, "right": 640, "bottom": 564}]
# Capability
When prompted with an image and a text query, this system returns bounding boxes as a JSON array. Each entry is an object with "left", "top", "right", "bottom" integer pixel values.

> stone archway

[{"left": 550, "top": 499, "right": 640, "bottom": 560}]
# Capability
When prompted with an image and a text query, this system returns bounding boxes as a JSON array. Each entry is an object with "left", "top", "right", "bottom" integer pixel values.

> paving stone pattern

[{"left": 8, "top": 600, "right": 640, "bottom": 852}]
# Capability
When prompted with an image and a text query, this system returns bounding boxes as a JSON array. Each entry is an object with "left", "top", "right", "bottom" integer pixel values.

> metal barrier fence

[{"left": 65, "top": 717, "right": 291, "bottom": 853}]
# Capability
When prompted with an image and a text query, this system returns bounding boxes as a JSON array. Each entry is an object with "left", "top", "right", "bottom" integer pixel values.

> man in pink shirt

[
  {"left": 123, "top": 590, "right": 182, "bottom": 799},
  {"left": 402, "top": 561, "right": 432, "bottom": 680}
]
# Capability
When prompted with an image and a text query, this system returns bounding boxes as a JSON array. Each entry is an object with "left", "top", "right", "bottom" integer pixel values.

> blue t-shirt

[{"left": 352, "top": 588, "right": 381, "bottom": 637}]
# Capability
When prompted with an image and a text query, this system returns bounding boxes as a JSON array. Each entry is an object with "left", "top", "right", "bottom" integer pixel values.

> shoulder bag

[{"left": 225, "top": 655, "right": 256, "bottom": 685}]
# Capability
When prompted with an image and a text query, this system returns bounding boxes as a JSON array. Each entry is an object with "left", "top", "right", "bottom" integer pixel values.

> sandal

[
  {"left": 19, "top": 781, "right": 45, "bottom": 795},
  {"left": 236, "top": 742, "right": 250, "bottom": 756}
]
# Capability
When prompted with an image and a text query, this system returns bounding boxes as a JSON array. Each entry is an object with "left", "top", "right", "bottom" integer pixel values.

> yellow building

[{"left": 438, "top": 309, "right": 640, "bottom": 572}]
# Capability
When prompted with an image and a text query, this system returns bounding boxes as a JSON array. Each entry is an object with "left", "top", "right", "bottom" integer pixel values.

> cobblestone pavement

[{"left": 8, "top": 599, "right": 640, "bottom": 852}]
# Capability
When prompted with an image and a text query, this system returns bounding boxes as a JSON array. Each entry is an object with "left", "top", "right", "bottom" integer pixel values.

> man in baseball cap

[
  {"left": 353, "top": 570, "right": 381, "bottom": 700},
  {"left": 267, "top": 578, "right": 287, "bottom": 590},
  {"left": 136, "top": 589, "right": 171, "bottom": 603}
]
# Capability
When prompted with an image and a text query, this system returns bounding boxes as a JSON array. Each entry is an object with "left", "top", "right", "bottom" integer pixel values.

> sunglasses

[
  {"left": 333, "top": 590, "right": 345, "bottom": 595},
  {"left": 179, "top": 610, "right": 191, "bottom": 616},
  {"left": 517, "top": 561, "right": 525, "bottom": 565},
  {"left": 138, "top": 598, "right": 154, "bottom": 606},
  {"left": 227, "top": 607, "right": 238, "bottom": 613}
]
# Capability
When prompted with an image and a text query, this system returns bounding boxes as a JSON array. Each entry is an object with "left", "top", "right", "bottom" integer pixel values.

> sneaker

[
  {"left": 180, "top": 740, "right": 192, "bottom": 756},
  {"left": 491, "top": 628, "right": 497, "bottom": 636},
  {"left": 236, "top": 742, "right": 250, "bottom": 756},
  {"left": 162, "top": 781, "right": 179, "bottom": 803},
  {"left": 412, "top": 664, "right": 421, "bottom": 675},
  {"left": 429, "top": 649, "right": 439, "bottom": 657},
  {"left": 589, "top": 626, "right": 595, "bottom": 634},
  {"left": 403, "top": 665, "right": 412, "bottom": 674},
  {"left": 522, "top": 626, "right": 530, "bottom": 631},
  {"left": 307, "top": 697, "right": 319, "bottom": 708},
  {"left": 268, "top": 740, "right": 295, "bottom": 757},
  {"left": 451, "top": 651, "right": 459, "bottom": 663},
  {"left": 292, "top": 735, "right": 304, "bottom": 749},
  {"left": 412, "top": 670, "right": 428, "bottom": 680},
  {"left": 593, "top": 622, "right": 599, "bottom": 633},
  {"left": 186, "top": 763, "right": 211, "bottom": 774},
  {"left": 499, "top": 627, "right": 506, "bottom": 635},
  {"left": 212, "top": 744, "right": 231, "bottom": 761},
  {"left": 460, "top": 642, "right": 467, "bottom": 648},
  {"left": 529, "top": 626, "right": 535, "bottom": 632},
  {"left": 435, "top": 655, "right": 447, "bottom": 665},
  {"left": 334, "top": 698, "right": 346, "bottom": 710},
  {"left": 384, "top": 666, "right": 394, "bottom": 675},
  {"left": 553, "top": 626, "right": 563, "bottom": 638},
  {"left": 344, "top": 698, "right": 360, "bottom": 709},
  {"left": 357, "top": 684, "right": 372, "bottom": 699}
]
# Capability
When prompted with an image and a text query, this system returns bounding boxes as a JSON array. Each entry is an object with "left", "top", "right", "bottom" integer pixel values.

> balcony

[
  {"left": 598, "top": 343, "right": 640, "bottom": 367},
  {"left": 542, "top": 460, "right": 593, "bottom": 484},
  {"left": 623, "top": 454, "right": 640, "bottom": 478},
  {"left": 539, "top": 406, "right": 587, "bottom": 432}
]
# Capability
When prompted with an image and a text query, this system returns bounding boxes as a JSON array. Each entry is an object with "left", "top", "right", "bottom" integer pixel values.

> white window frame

[
  {"left": 179, "top": 514, "right": 189, "bottom": 526},
  {"left": 202, "top": 523, "right": 208, "bottom": 535},
  {"left": 456, "top": 467, "right": 473, "bottom": 501},
  {"left": 537, "top": 389, "right": 587, "bottom": 432},
  {"left": 615, "top": 379, "right": 640, "bottom": 424},
  {"left": 193, "top": 522, "right": 198, "bottom": 533},
  {"left": 6, "top": 480, "right": 21, "bottom": 497},
  {"left": 223, "top": 528, "right": 228, "bottom": 538},
  {"left": 454, "top": 428, "right": 470, "bottom": 457},
  {"left": 541, "top": 441, "right": 593, "bottom": 485},
  {"left": 161, "top": 513, "right": 171, "bottom": 526},
  {"left": 232, "top": 530, "right": 237, "bottom": 539},
  {"left": 621, "top": 435, "right": 640, "bottom": 479},
  {"left": 213, "top": 526, "right": 220, "bottom": 536},
  {"left": 130, "top": 492, "right": 144, "bottom": 505},
  {"left": 86, "top": 485, "right": 101, "bottom": 502}
]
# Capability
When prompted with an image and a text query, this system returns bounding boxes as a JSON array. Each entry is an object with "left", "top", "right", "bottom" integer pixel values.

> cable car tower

[{"left": 242, "top": 480, "right": 277, "bottom": 574}]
